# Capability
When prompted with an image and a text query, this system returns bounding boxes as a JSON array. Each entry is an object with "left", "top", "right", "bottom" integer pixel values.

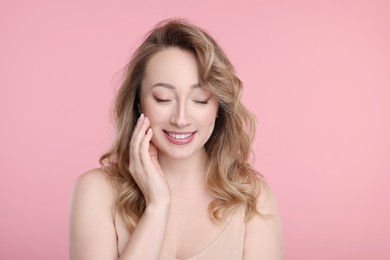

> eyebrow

[{"left": 151, "top": 82, "right": 201, "bottom": 89}]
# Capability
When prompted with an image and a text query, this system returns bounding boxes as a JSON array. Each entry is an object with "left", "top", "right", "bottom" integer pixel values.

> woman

[{"left": 69, "top": 19, "right": 282, "bottom": 260}]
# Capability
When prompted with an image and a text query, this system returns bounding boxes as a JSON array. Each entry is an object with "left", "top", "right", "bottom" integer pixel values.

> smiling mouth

[{"left": 165, "top": 131, "right": 195, "bottom": 140}]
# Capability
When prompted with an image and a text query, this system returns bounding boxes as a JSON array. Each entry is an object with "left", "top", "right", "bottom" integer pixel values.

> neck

[{"left": 158, "top": 149, "right": 208, "bottom": 193}]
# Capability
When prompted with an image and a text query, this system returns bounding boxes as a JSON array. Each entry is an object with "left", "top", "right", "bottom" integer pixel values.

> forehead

[{"left": 142, "top": 48, "right": 199, "bottom": 90}]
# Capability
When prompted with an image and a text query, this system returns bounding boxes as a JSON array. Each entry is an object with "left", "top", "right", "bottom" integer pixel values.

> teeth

[{"left": 168, "top": 132, "right": 193, "bottom": 139}]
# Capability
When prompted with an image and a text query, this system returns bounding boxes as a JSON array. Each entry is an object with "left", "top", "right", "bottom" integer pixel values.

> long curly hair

[{"left": 100, "top": 19, "right": 263, "bottom": 232}]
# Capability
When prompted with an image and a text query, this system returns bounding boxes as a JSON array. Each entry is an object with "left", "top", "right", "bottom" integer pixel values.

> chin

[{"left": 159, "top": 149, "right": 195, "bottom": 160}]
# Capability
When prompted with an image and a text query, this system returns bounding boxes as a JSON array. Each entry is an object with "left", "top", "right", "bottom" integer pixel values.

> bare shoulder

[
  {"left": 257, "top": 180, "right": 280, "bottom": 215},
  {"left": 73, "top": 168, "right": 113, "bottom": 193},
  {"left": 244, "top": 179, "right": 283, "bottom": 260},
  {"left": 69, "top": 167, "right": 116, "bottom": 228},
  {"left": 69, "top": 168, "right": 118, "bottom": 260},
  {"left": 70, "top": 168, "right": 115, "bottom": 214}
]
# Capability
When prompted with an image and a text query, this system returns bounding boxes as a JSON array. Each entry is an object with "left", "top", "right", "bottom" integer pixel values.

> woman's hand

[{"left": 128, "top": 114, "right": 171, "bottom": 206}]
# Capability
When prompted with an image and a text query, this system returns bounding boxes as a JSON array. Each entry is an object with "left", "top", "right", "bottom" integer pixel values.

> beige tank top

[{"left": 159, "top": 207, "right": 246, "bottom": 260}]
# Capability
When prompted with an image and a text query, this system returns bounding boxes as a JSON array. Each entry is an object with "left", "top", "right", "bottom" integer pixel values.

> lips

[
  {"left": 167, "top": 132, "right": 194, "bottom": 139},
  {"left": 163, "top": 130, "right": 196, "bottom": 144}
]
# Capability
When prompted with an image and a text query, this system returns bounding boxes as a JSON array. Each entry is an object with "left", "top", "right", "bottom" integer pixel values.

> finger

[
  {"left": 129, "top": 114, "right": 149, "bottom": 172},
  {"left": 148, "top": 141, "right": 158, "bottom": 158},
  {"left": 149, "top": 142, "right": 163, "bottom": 173},
  {"left": 133, "top": 113, "right": 145, "bottom": 131},
  {"left": 130, "top": 115, "right": 151, "bottom": 153},
  {"left": 129, "top": 116, "right": 150, "bottom": 174},
  {"left": 130, "top": 113, "right": 146, "bottom": 147},
  {"left": 139, "top": 127, "right": 154, "bottom": 170}
]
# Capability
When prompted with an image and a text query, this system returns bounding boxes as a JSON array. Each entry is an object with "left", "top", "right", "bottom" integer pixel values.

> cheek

[
  {"left": 199, "top": 109, "right": 218, "bottom": 129},
  {"left": 141, "top": 103, "right": 166, "bottom": 126},
  {"left": 205, "top": 103, "right": 219, "bottom": 121}
]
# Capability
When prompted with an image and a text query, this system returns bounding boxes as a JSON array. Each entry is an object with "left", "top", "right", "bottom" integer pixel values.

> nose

[{"left": 170, "top": 100, "right": 190, "bottom": 127}]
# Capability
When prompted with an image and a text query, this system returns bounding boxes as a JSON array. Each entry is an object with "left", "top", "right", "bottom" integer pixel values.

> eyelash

[
  {"left": 154, "top": 97, "right": 210, "bottom": 104},
  {"left": 194, "top": 100, "right": 209, "bottom": 104},
  {"left": 154, "top": 97, "right": 171, "bottom": 103}
]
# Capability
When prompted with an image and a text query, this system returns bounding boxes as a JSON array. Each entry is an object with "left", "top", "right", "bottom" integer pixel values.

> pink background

[{"left": 1, "top": 0, "right": 389, "bottom": 259}]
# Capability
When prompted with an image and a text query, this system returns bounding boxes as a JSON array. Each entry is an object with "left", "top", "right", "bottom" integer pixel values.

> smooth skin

[{"left": 69, "top": 48, "right": 283, "bottom": 260}]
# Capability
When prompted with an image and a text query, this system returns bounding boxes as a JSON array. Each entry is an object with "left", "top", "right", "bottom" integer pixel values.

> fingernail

[
  {"left": 139, "top": 113, "right": 144, "bottom": 121},
  {"left": 147, "top": 128, "right": 152, "bottom": 134}
]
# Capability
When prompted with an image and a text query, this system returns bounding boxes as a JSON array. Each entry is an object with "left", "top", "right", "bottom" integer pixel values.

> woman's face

[{"left": 140, "top": 47, "right": 218, "bottom": 160}]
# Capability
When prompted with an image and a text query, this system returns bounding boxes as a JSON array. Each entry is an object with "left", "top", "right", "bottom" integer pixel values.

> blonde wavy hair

[{"left": 100, "top": 19, "right": 263, "bottom": 232}]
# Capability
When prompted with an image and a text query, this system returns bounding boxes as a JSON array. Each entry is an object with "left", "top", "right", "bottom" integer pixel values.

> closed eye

[
  {"left": 154, "top": 97, "right": 171, "bottom": 103},
  {"left": 194, "top": 100, "right": 209, "bottom": 104},
  {"left": 193, "top": 97, "right": 211, "bottom": 104}
]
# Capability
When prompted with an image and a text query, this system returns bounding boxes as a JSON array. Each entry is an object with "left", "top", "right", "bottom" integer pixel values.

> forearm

[{"left": 119, "top": 203, "right": 170, "bottom": 260}]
